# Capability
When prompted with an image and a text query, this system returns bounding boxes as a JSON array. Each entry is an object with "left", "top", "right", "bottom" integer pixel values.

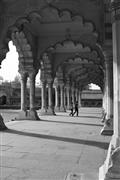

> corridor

[{"left": 1, "top": 108, "right": 110, "bottom": 180}]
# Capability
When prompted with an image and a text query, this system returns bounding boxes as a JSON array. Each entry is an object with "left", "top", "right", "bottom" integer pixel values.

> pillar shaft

[
  {"left": 48, "top": 82, "right": 52, "bottom": 108},
  {"left": 112, "top": 8, "right": 120, "bottom": 139},
  {"left": 28, "top": 72, "right": 40, "bottom": 120},
  {"left": 41, "top": 81, "right": 47, "bottom": 110},
  {"left": 105, "top": 57, "right": 113, "bottom": 120},
  {"left": 101, "top": 55, "right": 113, "bottom": 135},
  {"left": 55, "top": 85, "right": 60, "bottom": 110},
  {"left": 79, "top": 91, "right": 82, "bottom": 107},
  {"left": 66, "top": 86, "right": 70, "bottom": 109},
  {"left": 29, "top": 73, "right": 36, "bottom": 110},
  {"left": 60, "top": 84, "right": 65, "bottom": 111},
  {"left": 21, "top": 73, "right": 27, "bottom": 111}
]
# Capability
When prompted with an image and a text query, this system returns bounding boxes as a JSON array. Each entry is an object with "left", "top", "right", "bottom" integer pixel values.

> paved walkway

[{"left": 0, "top": 108, "right": 111, "bottom": 180}]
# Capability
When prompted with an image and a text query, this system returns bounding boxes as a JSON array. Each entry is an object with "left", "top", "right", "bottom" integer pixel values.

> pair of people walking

[{"left": 69, "top": 101, "right": 79, "bottom": 116}]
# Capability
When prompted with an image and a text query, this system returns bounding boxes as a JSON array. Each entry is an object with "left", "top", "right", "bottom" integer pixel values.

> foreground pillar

[
  {"left": 99, "top": 1, "right": 120, "bottom": 179},
  {"left": 28, "top": 72, "right": 40, "bottom": 120},
  {"left": 101, "top": 55, "right": 113, "bottom": 136}
]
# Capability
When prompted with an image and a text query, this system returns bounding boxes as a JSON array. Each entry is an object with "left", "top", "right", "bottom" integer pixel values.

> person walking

[
  {"left": 73, "top": 101, "right": 79, "bottom": 116},
  {"left": 69, "top": 102, "right": 74, "bottom": 116}
]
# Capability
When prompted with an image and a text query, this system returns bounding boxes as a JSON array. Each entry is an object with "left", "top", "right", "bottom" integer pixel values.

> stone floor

[{"left": 0, "top": 108, "right": 111, "bottom": 180}]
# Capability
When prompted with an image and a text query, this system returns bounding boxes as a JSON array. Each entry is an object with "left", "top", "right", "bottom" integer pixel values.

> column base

[
  {"left": 59, "top": 106, "right": 66, "bottom": 112},
  {"left": 101, "top": 119, "right": 113, "bottom": 136},
  {"left": 99, "top": 135, "right": 120, "bottom": 180},
  {"left": 0, "top": 114, "right": 8, "bottom": 131},
  {"left": 28, "top": 109, "right": 40, "bottom": 120},
  {"left": 55, "top": 106, "right": 60, "bottom": 112},
  {"left": 46, "top": 107, "right": 56, "bottom": 115},
  {"left": 15, "top": 110, "right": 28, "bottom": 120},
  {"left": 38, "top": 108, "right": 48, "bottom": 115}
]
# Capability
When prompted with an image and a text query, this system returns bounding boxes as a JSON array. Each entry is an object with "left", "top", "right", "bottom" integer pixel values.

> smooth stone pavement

[{"left": 0, "top": 108, "right": 111, "bottom": 180}]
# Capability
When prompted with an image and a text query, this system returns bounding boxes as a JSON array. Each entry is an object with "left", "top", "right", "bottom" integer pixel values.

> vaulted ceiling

[{"left": 0, "top": 0, "right": 112, "bottom": 90}]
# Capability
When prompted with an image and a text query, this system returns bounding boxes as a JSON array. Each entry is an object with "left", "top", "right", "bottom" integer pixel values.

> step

[{"left": 65, "top": 172, "right": 99, "bottom": 180}]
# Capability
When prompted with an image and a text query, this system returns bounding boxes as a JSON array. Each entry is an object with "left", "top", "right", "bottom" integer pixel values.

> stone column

[
  {"left": 79, "top": 91, "right": 82, "bottom": 107},
  {"left": 28, "top": 72, "right": 40, "bottom": 120},
  {"left": 66, "top": 86, "right": 70, "bottom": 110},
  {"left": 99, "top": 1, "right": 120, "bottom": 179},
  {"left": 39, "top": 81, "right": 47, "bottom": 115},
  {"left": 54, "top": 85, "right": 60, "bottom": 111},
  {"left": 47, "top": 80, "right": 55, "bottom": 115},
  {"left": 101, "top": 89, "right": 107, "bottom": 122},
  {"left": 101, "top": 55, "right": 113, "bottom": 135},
  {"left": 16, "top": 72, "right": 28, "bottom": 120},
  {"left": 21, "top": 72, "right": 27, "bottom": 111},
  {"left": 64, "top": 87, "right": 67, "bottom": 109},
  {"left": 75, "top": 88, "right": 78, "bottom": 102},
  {"left": 60, "top": 84, "right": 66, "bottom": 112},
  {"left": 111, "top": 2, "right": 120, "bottom": 144}
]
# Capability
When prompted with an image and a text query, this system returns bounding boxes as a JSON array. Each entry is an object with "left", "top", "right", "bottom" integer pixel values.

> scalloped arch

[{"left": 49, "top": 40, "right": 92, "bottom": 53}]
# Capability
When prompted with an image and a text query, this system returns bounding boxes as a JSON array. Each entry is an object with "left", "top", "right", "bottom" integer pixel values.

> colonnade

[
  {"left": 99, "top": 1, "right": 120, "bottom": 179},
  {"left": 39, "top": 79, "right": 82, "bottom": 115}
]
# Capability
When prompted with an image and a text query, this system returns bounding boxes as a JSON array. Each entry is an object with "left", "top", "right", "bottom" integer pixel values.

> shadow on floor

[
  {"left": 40, "top": 119, "right": 103, "bottom": 127},
  {"left": 4, "top": 129, "right": 109, "bottom": 150},
  {"left": 55, "top": 114, "right": 102, "bottom": 119}
]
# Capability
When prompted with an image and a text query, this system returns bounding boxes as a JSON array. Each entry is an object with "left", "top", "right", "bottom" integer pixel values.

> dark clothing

[{"left": 73, "top": 102, "right": 78, "bottom": 116}]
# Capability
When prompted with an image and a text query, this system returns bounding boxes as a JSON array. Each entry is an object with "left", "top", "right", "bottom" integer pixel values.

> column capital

[
  {"left": 20, "top": 71, "right": 28, "bottom": 80},
  {"left": 111, "top": 0, "right": 120, "bottom": 21},
  {"left": 29, "top": 70, "right": 37, "bottom": 80},
  {"left": 47, "top": 77, "right": 53, "bottom": 84},
  {"left": 59, "top": 83, "right": 64, "bottom": 88},
  {"left": 103, "top": 51, "right": 113, "bottom": 66}
]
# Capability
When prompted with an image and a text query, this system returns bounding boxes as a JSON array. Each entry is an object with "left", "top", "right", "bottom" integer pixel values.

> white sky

[
  {"left": 0, "top": 41, "right": 100, "bottom": 89},
  {"left": 0, "top": 41, "right": 40, "bottom": 83}
]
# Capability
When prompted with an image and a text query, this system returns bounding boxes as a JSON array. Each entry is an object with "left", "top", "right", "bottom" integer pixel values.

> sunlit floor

[{"left": 0, "top": 108, "right": 111, "bottom": 180}]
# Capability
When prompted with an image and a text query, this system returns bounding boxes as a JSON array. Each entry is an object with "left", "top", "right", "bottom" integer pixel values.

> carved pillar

[
  {"left": 60, "top": 84, "right": 66, "bottom": 112},
  {"left": 47, "top": 80, "right": 55, "bottom": 115},
  {"left": 21, "top": 72, "right": 28, "bottom": 111},
  {"left": 66, "top": 86, "right": 70, "bottom": 110},
  {"left": 71, "top": 88, "right": 74, "bottom": 104},
  {"left": 28, "top": 72, "right": 40, "bottom": 120},
  {"left": 55, "top": 85, "right": 60, "bottom": 111},
  {"left": 79, "top": 91, "right": 82, "bottom": 107},
  {"left": 110, "top": 0, "right": 120, "bottom": 144},
  {"left": 15, "top": 72, "right": 29, "bottom": 120},
  {"left": 99, "top": 1, "right": 120, "bottom": 179},
  {"left": 39, "top": 81, "right": 47, "bottom": 115},
  {"left": 101, "top": 55, "right": 113, "bottom": 135}
]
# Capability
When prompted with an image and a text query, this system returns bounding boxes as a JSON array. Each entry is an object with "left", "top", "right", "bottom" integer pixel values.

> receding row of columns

[
  {"left": 19, "top": 74, "right": 82, "bottom": 118},
  {"left": 40, "top": 80, "right": 82, "bottom": 115}
]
